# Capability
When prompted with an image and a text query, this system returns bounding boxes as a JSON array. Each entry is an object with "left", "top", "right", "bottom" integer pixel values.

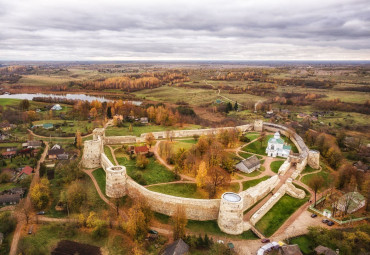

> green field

[
  {"left": 301, "top": 165, "right": 318, "bottom": 175},
  {"left": 92, "top": 168, "right": 106, "bottom": 196},
  {"left": 242, "top": 176, "right": 270, "bottom": 190},
  {"left": 122, "top": 157, "right": 176, "bottom": 185},
  {"left": 255, "top": 194, "right": 308, "bottom": 237},
  {"left": 172, "top": 139, "right": 197, "bottom": 152},
  {"left": 270, "top": 160, "right": 285, "bottom": 173},
  {"left": 242, "top": 135, "right": 273, "bottom": 155},
  {"left": 32, "top": 120, "right": 97, "bottom": 136},
  {"left": 105, "top": 124, "right": 201, "bottom": 137},
  {"left": 245, "top": 132, "right": 260, "bottom": 141},
  {"left": 301, "top": 165, "right": 331, "bottom": 192},
  {"left": 147, "top": 182, "right": 239, "bottom": 199},
  {"left": 103, "top": 146, "right": 115, "bottom": 164}
]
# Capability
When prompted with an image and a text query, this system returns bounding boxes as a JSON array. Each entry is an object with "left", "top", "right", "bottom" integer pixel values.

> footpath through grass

[
  {"left": 270, "top": 160, "right": 285, "bottom": 173},
  {"left": 242, "top": 176, "right": 270, "bottom": 190},
  {"left": 255, "top": 194, "right": 308, "bottom": 237}
]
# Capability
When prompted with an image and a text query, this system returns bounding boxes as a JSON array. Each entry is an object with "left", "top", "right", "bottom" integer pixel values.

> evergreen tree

[
  {"left": 226, "top": 102, "right": 233, "bottom": 113},
  {"left": 107, "top": 106, "right": 112, "bottom": 119},
  {"left": 234, "top": 101, "right": 238, "bottom": 111}
]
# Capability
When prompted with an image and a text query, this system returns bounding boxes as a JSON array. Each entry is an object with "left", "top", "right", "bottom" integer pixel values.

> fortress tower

[
  {"left": 106, "top": 166, "right": 127, "bottom": 198},
  {"left": 254, "top": 120, "right": 263, "bottom": 132},
  {"left": 308, "top": 150, "right": 320, "bottom": 169},
  {"left": 82, "top": 128, "right": 105, "bottom": 169},
  {"left": 217, "top": 192, "right": 244, "bottom": 235}
]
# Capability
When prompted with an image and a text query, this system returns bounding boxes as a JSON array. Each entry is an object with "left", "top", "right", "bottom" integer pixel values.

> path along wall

[{"left": 126, "top": 179, "right": 220, "bottom": 220}]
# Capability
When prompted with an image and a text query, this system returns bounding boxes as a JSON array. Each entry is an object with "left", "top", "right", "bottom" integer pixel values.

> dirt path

[
  {"left": 10, "top": 142, "right": 49, "bottom": 255},
  {"left": 107, "top": 145, "right": 119, "bottom": 166},
  {"left": 298, "top": 166, "right": 322, "bottom": 181}
]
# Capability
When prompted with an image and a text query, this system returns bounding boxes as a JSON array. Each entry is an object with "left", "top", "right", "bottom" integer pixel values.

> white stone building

[{"left": 265, "top": 132, "right": 291, "bottom": 158}]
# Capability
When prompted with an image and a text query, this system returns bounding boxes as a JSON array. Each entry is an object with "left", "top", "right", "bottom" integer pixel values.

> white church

[{"left": 265, "top": 132, "right": 291, "bottom": 158}]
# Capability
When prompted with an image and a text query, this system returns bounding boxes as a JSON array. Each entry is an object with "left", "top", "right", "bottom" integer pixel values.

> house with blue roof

[{"left": 265, "top": 132, "right": 291, "bottom": 158}]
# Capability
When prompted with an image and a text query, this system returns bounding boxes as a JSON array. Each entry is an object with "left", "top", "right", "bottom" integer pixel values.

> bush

[
  {"left": 240, "top": 136, "right": 251, "bottom": 143},
  {"left": 132, "top": 172, "right": 147, "bottom": 185}
]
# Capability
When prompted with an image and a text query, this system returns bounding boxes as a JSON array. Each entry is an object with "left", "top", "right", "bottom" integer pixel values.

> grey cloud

[{"left": 0, "top": 0, "right": 369, "bottom": 60}]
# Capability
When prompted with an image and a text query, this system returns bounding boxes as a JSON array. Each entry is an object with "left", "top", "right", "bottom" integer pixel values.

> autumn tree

[
  {"left": 196, "top": 161, "right": 208, "bottom": 188},
  {"left": 205, "top": 166, "right": 231, "bottom": 198},
  {"left": 308, "top": 175, "right": 325, "bottom": 207},
  {"left": 30, "top": 177, "right": 51, "bottom": 210},
  {"left": 260, "top": 132, "right": 266, "bottom": 147},
  {"left": 66, "top": 180, "right": 87, "bottom": 213},
  {"left": 75, "top": 130, "right": 82, "bottom": 149},
  {"left": 171, "top": 206, "right": 187, "bottom": 240},
  {"left": 90, "top": 107, "right": 98, "bottom": 120},
  {"left": 145, "top": 133, "right": 156, "bottom": 148},
  {"left": 125, "top": 199, "right": 152, "bottom": 241},
  {"left": 19, "top": 99, "right": 30, "bottom": 111},
  {"left": 136, "top": 154, "right": 149, "bottom": 169}
]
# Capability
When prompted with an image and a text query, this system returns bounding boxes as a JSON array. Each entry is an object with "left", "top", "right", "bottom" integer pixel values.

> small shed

[
  {"left": 334, "top": 192, "right": 366, "bottom": 214},
  {"left": 161, "top": 239, "right": 189, "bottom": 255},
  {"left": 314, "top": 245, "right": 337, "bottom": 255},
  {"left": 235, "top": 155, "right": 260, "bottom": 173},
  {"left": 280, "top": 244, "right": 303, "bottom": 255},
  {"left": 134, "top": 145, "right": 149, "bottom": 155},
  {"left": 51, "top": 104, "right": 62, "bottom": 111}
]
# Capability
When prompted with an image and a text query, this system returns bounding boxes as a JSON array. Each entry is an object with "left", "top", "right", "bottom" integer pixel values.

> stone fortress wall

[{"left": 82, "top": 120, "right": 316, "bottom": 235}]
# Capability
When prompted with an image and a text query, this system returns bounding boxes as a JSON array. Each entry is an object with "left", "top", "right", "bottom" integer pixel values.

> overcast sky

[{"left": 0, "top": 0, "right": 369, "bottom": 61}]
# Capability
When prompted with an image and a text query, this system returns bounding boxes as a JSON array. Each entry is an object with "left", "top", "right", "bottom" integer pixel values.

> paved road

[{"left": 9, "top": 142, "right": 49, "bottom": 255}]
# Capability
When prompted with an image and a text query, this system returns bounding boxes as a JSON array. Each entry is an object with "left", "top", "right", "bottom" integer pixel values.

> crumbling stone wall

[
  {"left": 82, "top": 139, "right": 102, "bottom": 168},
  {"left": 308, "top": 150, "right": 320, "bottom": 169},
  {"left": 126, "top": 179, "right": 221, "bottom": 220},
  {"left": 104, "top": 136, "right": 137, "bottom": 145}
]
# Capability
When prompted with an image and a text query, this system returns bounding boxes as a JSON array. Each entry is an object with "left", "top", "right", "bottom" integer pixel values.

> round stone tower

[
  {"left": 217, "top": 192, "right": 244, "bottom": 235},
  {"left": 106, "top": 166, "right": 127, "bottom": 198},
  {"left": 308, "top": 150, "right": 320, "bottom": 169}
]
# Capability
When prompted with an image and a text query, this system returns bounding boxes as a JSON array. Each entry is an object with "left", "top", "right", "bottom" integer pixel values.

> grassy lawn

[
  {"left": 238, "top": 169, "right": 262, "bottom": 178},
  {"left": 242, "top": 135, "right": 273, "bottom": 155},
  {"left": 124, "top": 157, "right": 176, "bottom": 185},
  {"left": 105, "top": 124, "right": 201, "bottom": 137},
  {"left": 245, "top": 132, "right": 260, "bottom": 141},
  {"left": 147, "top": 183, "right": 205, "bottom": 199},
  {"left": 242, "top": 176, "right": 270, "bottom": 190},
  {"left": 301, "top": 165, "right": 318, "bottom": 175},
  {"left": 255, "top": 194, "right": 308, "bottom": 237},
  {"left": 0, "top": 182, "right": 19, "bottom": 192},
  {"left": 92, "top": 168, "right": 106, "bottom": 196},
  {"left": 290, "top": 235, "right": 314, "bottom": 255},
  {"left": 172, "top": 139, "right": 197, "bottom": 152},
  {"left": 239, "top": 152, "right": 263, "bottom": 159},
  {"left": 301, "top": 166, "right": 331, "bottom": 192},
  {"left": 270, "top": 160, "right": 285, "bottom": 173},
  {"left": 103, "top": 146, "right": 115, "bottom": 164},
  {"left": 32, "top": 120, "right": 97, "bottom": 136},
  {"left": 186, "top": 220, "right": 258, "bottom": 240}
]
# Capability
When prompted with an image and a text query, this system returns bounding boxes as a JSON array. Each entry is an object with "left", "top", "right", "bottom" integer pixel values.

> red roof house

[
  {"left": 134, "top": 146, "right": 149, "bottom": 155},
  {"left": 20, "top": 166, "right": 33, "bottom": 176}
]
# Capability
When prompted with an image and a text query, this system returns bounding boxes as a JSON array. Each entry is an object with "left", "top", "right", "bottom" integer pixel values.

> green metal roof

[
  {"left": 43, "top": 123, "right": 53, "bottom": 128},
  {"left": 283, "top": 145, "right": 292, "bottom": 150},
  {"left": 268, "top": 137, "right": 284, "bottom": 144}
]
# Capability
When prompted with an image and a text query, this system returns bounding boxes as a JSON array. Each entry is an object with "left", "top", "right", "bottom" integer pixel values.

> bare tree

[{"left": 308, "top": 175, "right": 325, "bottom": 207}]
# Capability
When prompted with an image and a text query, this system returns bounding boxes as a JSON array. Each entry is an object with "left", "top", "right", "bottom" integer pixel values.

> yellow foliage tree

[
  {"left": 196, "top": 161, "right": 208, "bottom": 188},
  {"left": 90, "top": 107, "right": 98, "bottom": 119},
  {"left": 30, "top": 177, "right": 50, "bottom": 210},
  {"left": 75, "top": 130, "right": 82, "bottom": 149},
  {"left": 171, "top": 205, "right": 187, "bottom": 240}
]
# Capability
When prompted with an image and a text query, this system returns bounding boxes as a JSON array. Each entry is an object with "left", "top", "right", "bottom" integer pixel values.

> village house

[
  {"left": 334, "top": 191, "right": 366, "bottom": 214},
  {"left": 18, "top": 165, "right": 33, "bottom": 179},
  {"left": 140, "top": 117, "right": 149, "bottom": 124},
  {"left": 0, "top": 121, "right": 11, "bottom": 131},
  {"left": 22, "top": 140, "right": 42, "bottom": 148},
  {"left": 1, "top": 150, "right": 17, "bottom": 159},
  {"left": 134, "top": 145, "right": 149, "bottom": 155},
  {"left": 0, "top": 193, "right": 21, "bottom": 206},
  {"left": 51, "top": 104, "right": 62, "bottom": 111},
  {"left": 48, "top": 144, "right": 68, "bottom": 160},
  {"left": 235, "top": 155, "right": 260, "bottom": 173},
  {"left": 266, "top": 132, "right": 291, "bottom": 158}
]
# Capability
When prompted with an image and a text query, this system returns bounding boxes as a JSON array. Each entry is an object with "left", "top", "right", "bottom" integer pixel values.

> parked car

[
  {"left": 217, "top": 240, "right": 224, "bottom": 244},
  {"left": 261, "top": 238, "right": 270, "bottom": 243},
  {"left": 36, "top": 211, "right": 45, "bottom": 215},
  {"left": 28, "top": 225, "right": 33, "bottom": 235},
  {"left": 311, "top": 213, "right": 317, "bottom": 218},
  {"left": 327, "top": 221, "right": 335, "bottom": 226},
  {"left": 322, "top": 219, "right": 329, "bottom": 224}
]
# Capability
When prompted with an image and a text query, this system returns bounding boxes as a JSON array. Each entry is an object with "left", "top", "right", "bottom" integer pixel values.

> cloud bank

[{"left": 0, "top": 0, "right": 369, "bottom": 60}]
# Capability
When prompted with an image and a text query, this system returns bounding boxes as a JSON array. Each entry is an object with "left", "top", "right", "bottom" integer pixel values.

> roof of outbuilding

[
  {"left": 162, "top": 239, "right": 189, "bottom": 255},
  {"left": 134, "top": 146, "right": 149, "bottom": 153},
  {"left": 241, "top": 155, "right": 260, "bottom": 169}
]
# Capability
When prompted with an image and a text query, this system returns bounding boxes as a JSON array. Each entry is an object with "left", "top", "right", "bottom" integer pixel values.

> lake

[{"left": 0, "top": 93, "right": 142, "bottom": 105}]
